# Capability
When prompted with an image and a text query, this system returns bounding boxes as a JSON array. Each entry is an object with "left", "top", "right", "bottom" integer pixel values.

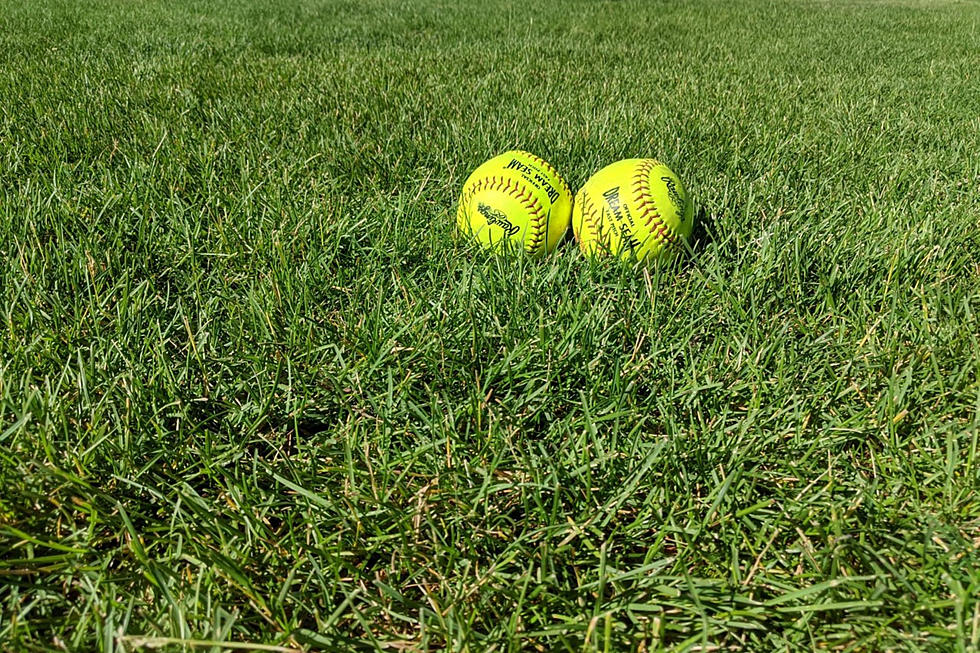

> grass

[{"left": 1, "top": 0, "right": 980, "bottom": 650}]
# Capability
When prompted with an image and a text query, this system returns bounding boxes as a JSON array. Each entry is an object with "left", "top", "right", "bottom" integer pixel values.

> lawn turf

[{"left": 2, "top": 0, "right": 980, "bottom": 650}]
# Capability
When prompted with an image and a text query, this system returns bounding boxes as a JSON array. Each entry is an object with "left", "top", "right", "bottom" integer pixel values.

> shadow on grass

[{"left": 689, "top": 205, "right": 715, "bottom": 254}]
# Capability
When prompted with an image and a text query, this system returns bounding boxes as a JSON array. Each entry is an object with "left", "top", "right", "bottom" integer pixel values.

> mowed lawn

[{"left": 2, "top": 0, "right": 980, "bottom": 650}]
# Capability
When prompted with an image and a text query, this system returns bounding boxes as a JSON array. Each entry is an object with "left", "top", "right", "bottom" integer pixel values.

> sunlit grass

[{"left": 2, "top": 0, "right": 979, "bottom": 650}]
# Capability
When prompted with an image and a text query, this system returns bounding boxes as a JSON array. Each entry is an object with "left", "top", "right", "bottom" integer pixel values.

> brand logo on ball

[
  {"left": 601, "top": 187, "right": 642, "bottom": 252},
  {"left": 602, "top": 187, "right": 626, "bottom": 223},
  {"left": 505, "top": 158, "right": 561, "bottom": 203},
  {"left": 661, "top": 176, "right": 685, "bottom": 213},
  {"left": 477, "top": 202, "right": 520, "bottom": 237}
]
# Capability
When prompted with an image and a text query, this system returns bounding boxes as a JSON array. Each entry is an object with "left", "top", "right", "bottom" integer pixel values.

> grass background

[{"left": 2, "top": 0, "right": 980, "bottom": 650}]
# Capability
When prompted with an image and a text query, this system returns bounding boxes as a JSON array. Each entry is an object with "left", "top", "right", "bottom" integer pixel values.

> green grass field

[{"left": 2, "top": 0, "right": 980, "bottom": 650}]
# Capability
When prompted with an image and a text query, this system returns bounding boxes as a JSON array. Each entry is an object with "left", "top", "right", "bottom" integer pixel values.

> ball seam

[
  {"left": 514, "top": 150, "right": 572, "bottom": 201},
  {"left": 576, "top": 188, "right": 605, "bottom": 255},
  {"left": 631, "top": 159, "right": 680, "bottom": 250},
  {"left": 463, "top": 175, "right": 547, "bottom": 255}
]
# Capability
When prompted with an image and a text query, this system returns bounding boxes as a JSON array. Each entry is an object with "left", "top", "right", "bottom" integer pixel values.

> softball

[
  {"left": 572, "top": 159, "right": 694, "bottom": 263},
  {"left": 457, "top": 150, "right": 572, "bottom": 256}
]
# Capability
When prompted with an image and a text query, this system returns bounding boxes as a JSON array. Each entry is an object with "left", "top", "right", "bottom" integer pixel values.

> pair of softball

[{"left": 456, "top": 150, "right": 695, "bottom": 264}]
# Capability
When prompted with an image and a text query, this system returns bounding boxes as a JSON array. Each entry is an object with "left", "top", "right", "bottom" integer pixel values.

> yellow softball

[
  {"left": 457, "top": 150, "right": 573, "bottom": 256},
  {"left": 572, "top": 159, "right": 694, "bottom": 264}
]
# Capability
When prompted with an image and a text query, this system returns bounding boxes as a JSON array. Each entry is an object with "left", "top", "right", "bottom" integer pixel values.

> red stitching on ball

[
  {"left": 576, "top": 189, "right": 608, "bottom": 255},
  {"left": 514, "top": 150, "right": 571, "bottom": 201},
  {"left": 631, "top": 159, "right": 679, "bottom": 248},
  {"left": 463, "top": 173, "right": 547, "bottom": 254}
]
